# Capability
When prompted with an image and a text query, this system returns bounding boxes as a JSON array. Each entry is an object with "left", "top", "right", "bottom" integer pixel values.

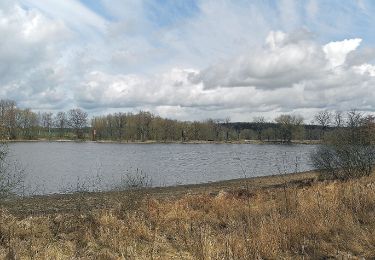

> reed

[{"left": 0, "top": 173, "right": 374, "bottom": 259}]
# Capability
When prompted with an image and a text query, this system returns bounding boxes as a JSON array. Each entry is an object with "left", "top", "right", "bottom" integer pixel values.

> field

[{"left": 0, "top": 171, "right": 374, "bottom": 259}]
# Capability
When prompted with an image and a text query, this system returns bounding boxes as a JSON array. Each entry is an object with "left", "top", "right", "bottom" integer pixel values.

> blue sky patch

[{"left": 143, "top": 0, "right": 200, "bottom": 28}]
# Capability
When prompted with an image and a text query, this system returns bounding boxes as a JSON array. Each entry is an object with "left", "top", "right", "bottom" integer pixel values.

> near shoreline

[
  {"left": 2, "top": 170, "right": 319, "bottom": 216},
  {"left": 1, "top": 169, "right": 374, "bottom": 259}
]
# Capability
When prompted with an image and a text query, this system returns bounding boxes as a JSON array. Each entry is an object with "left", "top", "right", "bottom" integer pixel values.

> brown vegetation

[
  {"left": 0, "top": 172, "right": 374, "bottom": 259},
  {"left": 1, "top": 98, "right": 332, "bottom": 142}
]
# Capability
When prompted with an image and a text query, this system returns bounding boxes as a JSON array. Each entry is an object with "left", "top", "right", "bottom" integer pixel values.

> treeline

[
  {"left": 0, "top": 99, "right": 88, "bottom": 140},
  {"left": 0, "top": 99, "right": 373, "bottom": 142},
  {"left": 91, "top": 110, "right": 375, "bottom": 143},
  {"left": 92, "top": 113, "right": 308, "bottom": 142}
]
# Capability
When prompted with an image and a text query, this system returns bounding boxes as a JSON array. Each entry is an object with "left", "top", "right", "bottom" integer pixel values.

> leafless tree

[
  {"left": 253, "top": 116, "right": 266, "bottom": 140},
  {"left": 275, "top": 114, "right": 304, "bottom": 143},
  {"left": 333, "top": 110, "right": 343, "bottom": 127},
  {"left": 54, "top": 111, "right": 67, "bottom": 138},
  {"left": 213, "top": 119, "right": 221, "bottom": 141},
  {"left": 346, "top": 109, "right": 363, "bottom": 129},
  {"left": 68, "top": 108, "right": 88, "bottom": 139},
  {"left": 136, "top": 111, "right": 152, "bottom": 141},
  {"left": 263, "top": 127, "right": 275, "bottom": 141},
  {"left": 114, "top": 112, "right": 126, "bottom": 140},
  {"left": 314, "top": 110, "right": 331, "bottom": 138},
  {"left": 346, "top": 110, "right": 364, "bottom": 142},
  {"left": 224, "top": 117, "right": 231, "bottom": 141},
  {"left": 16, "top": 108, "right": 38, "bottom": 139},
  {"left": 0, "top": 100, "right": 17, "bottom": 139},
  {"left": 311, "top": 111, "right": 375, "bottom": 180},
  {"left": 41, "top": 112, "right": 53, "bottom": 138}
]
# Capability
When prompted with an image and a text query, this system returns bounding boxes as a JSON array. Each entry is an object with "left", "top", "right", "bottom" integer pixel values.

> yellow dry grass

[{"left": 0, "top": 174, "right": 375, "bottom": 259}]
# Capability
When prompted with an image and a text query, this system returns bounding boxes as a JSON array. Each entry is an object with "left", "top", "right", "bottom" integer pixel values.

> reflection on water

[{"left": 8, "top": 142, "right": 317, "bottom": 194}]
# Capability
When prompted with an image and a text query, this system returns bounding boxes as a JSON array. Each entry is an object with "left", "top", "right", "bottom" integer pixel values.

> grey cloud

[
  {"left": 1, "top": 1, "right": 375, "bottom": 122},
  {"left": 346, "top": 47, "right": 375, "bottom": 65},
  {"left": 72, "top": 29, "right": 375, "bottom": 121},
  {"left": 74, "top": 69, "right": 269, "bottom": 110},
  {"left": 196, "top": 31, "right": 327, "bottom": 90},
  {"left": 0, "top": 3, "right": 71, "bottom": 108}
]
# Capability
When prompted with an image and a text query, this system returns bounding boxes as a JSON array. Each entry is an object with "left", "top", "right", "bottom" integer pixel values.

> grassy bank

[{"left": 0, "top": 171, "right": 374, "bottom": 259}]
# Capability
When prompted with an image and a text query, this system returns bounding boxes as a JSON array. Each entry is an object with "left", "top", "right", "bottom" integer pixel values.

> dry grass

[{"left": 0, "top": 173, "right": 375, "bottom": 259}]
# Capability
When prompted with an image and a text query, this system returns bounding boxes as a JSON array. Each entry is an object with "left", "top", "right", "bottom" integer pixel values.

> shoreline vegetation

[
  {"left": 4, "top": 138, "right": 321, "bottom": 145},
  {"left": 3, "top": 170, "right": 321, "bottom": 213},
  {"left": 0, "top": 99, "right": 349, "bottom": 144},
  {"left": 1, "top": 170, "right": 375, "bottom": 258}
]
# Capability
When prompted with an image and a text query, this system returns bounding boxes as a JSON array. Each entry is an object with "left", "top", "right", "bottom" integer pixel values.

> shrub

[{"left": 311, "top": 111, "right": 375, "bottom": 180}]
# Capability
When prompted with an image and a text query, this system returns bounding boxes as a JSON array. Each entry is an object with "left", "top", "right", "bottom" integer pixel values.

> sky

[{"left": 1, "top": 0, "right": 375, "bottom": 122}]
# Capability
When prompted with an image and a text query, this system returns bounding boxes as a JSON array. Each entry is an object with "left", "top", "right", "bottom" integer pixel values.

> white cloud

[
  {"left": 72, "top": 30, "right": 375, "bottom": 121},
  {"left": 353, "top": 63, "right": 375, "bottom": 76},
  {"left": 0, "top": 3, "right": 69, "bottom": 84},
  {"left": 20, "top": 0, "right": 107, "bottom": 37},
  {"left": 0, "top": 2, "right": 73, "bottom": 110},
  {"left": 323, "top": 38, "right": 362, "bottom": 68},
  {"left": 1, "top": 1, "right": 375, "bottom": 121},
  {"left": 196, "top": 30, "right": 327, "bottom": 89}
]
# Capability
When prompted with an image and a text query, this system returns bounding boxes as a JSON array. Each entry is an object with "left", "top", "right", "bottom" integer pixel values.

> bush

[
  {"left": 311, "top": 112, "right": 375, "bottom": 180},
  {"left": 118, "top": 168, "right": 152, "bottom": 190}
]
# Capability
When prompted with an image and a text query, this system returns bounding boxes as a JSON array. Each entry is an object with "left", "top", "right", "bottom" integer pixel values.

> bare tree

[
  {"left": 263, "top": 127, "right": 275, "bottom": 141},
  {"left": 0, "top": 100, "right": 17, "bottom": 139},
  {"left": 114, "top": 112, "right": 126, "bottom": 140},
  {"left": 275, "top": 114, "right": 304, "bottom": 143},
  {"left": 136, "top": 111, "right": 152, "bottom": 141},
  {"left": 54, "top": 111, "right": 67, "bottom": 138},
  {"left": 253, "top": 116, "right": 266, "bottom": 140},
  {"left": 68, "top": 108, "right": 88, "bottom": 139},
  {"left": 346, "top": 109, "right": 364, "bottom": 142},
  {"left": 333, "top": 110, "right": 343, "bottom": 127},
  {"left": 346, "top": 109, "right": 363, "bottom": 129},
  {"left": 190, "top": 121, "right": 200, "bottom": 141},
  {"left": 224, "top": 117, "right": 231, "bottom": 142},
  {"left": 311, "top": 111, "right": 375, "bottom": 180},
  {"left": 314, "top": 110, "right": 331, "bottom": 138},
  {"left": 41, "top": 112, "right": 53, "bottom": 139},
  {"left": 16, "top": 108, "right": 38, "bottom": 139},
  {"left": 212, "top": 119, "right": 221, "bottom": 141}
]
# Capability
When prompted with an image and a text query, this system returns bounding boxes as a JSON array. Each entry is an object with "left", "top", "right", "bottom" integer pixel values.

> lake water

[{"left": 7, "top": 142, "right": 317, "bottom": 195}]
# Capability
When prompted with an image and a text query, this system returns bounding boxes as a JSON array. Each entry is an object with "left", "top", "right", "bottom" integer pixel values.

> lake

[{"left": 7, "top": 142, "right": 317, "bottom": 195}]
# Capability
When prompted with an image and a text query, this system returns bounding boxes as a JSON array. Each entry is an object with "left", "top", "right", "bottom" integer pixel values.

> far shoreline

[{"left": 3, "top": 138, "right": 321, "bottom": 145}]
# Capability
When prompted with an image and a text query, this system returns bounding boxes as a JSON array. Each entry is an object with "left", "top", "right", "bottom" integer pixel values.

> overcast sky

[{"left": 1, "top": 0, "right": 375, "bottom": 122}]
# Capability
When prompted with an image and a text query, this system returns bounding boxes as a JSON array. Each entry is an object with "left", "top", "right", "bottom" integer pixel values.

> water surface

[{"left": 8, "top": 142, "right": 316, "bottom": 194}]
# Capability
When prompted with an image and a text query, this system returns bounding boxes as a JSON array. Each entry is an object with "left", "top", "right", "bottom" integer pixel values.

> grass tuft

[{"left": 0, "top": 172, "right": 375, "bottom": 259}]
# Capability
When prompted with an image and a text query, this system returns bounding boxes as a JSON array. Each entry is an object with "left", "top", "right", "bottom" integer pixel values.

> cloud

[
  {"left": 20, "top": 0, "right": 107, "bottom": 37},
  {"left": 346, "top": 46, "right": 375, "bottom": 65},
  {"left": 75, "top": 68, "right": 284, "bottom": 113},
  {"left": 196, "top": 30, "right": 327, "bottom": 89},
  {"left": 323, "top": 38, "right": 362, "bottom": 68},
  {"left": 1, "top": 1, "right": 375, "bottom": 121},
  {"left": 195, "top": 31, "right": 372, "bottom": 96},
  {"left": 72, "top": 29, "right": 375, "bottom": 121},
  {"left": 0, "top": 2, "right": 71, "bottom": 108}
]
